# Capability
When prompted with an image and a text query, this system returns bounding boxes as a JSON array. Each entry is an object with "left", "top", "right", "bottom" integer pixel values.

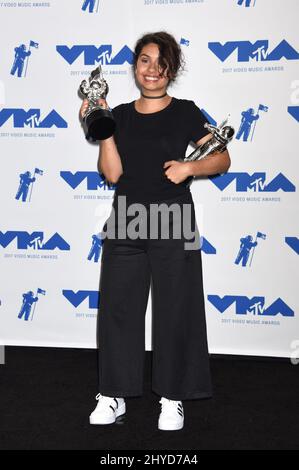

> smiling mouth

[{"left": 143, "top": 75, "right": 160, "bottom": 82}]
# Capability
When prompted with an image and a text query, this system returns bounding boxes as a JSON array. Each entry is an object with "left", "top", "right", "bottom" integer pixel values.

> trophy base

[{"left": 85, "top": 108, "right": 116, "bottom": 141}]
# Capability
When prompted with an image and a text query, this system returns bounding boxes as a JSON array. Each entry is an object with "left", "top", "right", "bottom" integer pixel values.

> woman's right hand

[
  {"left": 80, "top": 98, "right": 109, "bottom": 120},
  {"left": 80, "top": 99, "right": 89, "bottom": 120},
  {"left": 97, "top": 98, "right": 109, "bottom": 110}
]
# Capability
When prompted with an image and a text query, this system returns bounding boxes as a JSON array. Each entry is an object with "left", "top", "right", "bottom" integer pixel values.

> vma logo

[
  {"left": 0, "top": 109, "right": 67, "bottom": 128},
  {"left": 211, "top": 172, "right": 296, "bottom": 192},
  {"left": 81, "top": 0, "right": 100, "bottom": 13},
  {"left": 288, "top": 106, "right": 299, "bottom": 123},
  {"left": 0, "top": 231, "right": 70, "bottom": 251},
  {"left": 208, "top": 296, "right": 294, "bottom": 317},
  {"left": 237, "top": 0, "right": 256, "bottom": 7},
  {"left": 56, "top": 45, "right": 133, "bottom": 66},
  {"left": 60, "top": 171, "right": 115, "bottom": 190},
  {"left": 285, "top": 237, "right": 299, "bottom": 255},
  {"left": 201, "top": 238, "right": 216, "bottom": 254},
  {"left": 208, "top": 40, "right": 299, "bottom": 62},
  {"left": 63, "top": 290, "right": 99, "bottom": 309}
]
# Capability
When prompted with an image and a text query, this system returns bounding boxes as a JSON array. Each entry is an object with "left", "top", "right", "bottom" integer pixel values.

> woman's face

[{"left": 135, "top": 42, "right": 170, "bottom": 94}]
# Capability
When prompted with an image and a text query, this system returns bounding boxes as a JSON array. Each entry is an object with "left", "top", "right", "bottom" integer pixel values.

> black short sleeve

[
  {"left": 112, "top": 104, "right": 123, "bottom": 119},
  {"left": 186, "top": 100, "right": 211, "bottom": 144}
]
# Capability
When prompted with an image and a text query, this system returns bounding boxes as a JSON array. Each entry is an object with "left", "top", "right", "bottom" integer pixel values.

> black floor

[{"left": 0, "top": 346, "right": 298, "bottom": 450}]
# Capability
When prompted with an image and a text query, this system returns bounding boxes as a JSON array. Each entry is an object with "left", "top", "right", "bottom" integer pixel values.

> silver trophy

[
  {"left": 182, "top": 117, "right": 234, "bottom": 186},
  {"left": 79, "top": 66, "right": 115, "bottom": 140}
]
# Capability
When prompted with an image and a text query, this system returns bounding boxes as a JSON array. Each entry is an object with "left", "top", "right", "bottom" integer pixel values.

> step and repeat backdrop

[{"left": 0, "top": 0, "right": 298, "bottom": 358}]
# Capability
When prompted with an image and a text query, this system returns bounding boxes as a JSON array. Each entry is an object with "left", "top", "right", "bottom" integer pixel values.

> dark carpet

[{"left": 0, "top": 346, "right": 298, "bottom": 450}]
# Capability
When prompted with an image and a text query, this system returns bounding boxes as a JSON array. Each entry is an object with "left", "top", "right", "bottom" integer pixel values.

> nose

[{"left": 148, "top": 61, "right": 158, "bottom": 74}]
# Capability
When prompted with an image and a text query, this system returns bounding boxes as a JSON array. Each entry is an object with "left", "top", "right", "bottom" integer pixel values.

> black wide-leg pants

[{"left": 97, "top": 192, "right": 213, "bottom": 400}]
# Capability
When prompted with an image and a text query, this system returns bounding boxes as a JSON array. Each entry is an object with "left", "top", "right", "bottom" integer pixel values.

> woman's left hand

[{"left": 163, "top": 160, "right": 192, "bottom": 184}]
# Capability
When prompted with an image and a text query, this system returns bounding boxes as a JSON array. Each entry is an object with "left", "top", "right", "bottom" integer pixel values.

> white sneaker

[
  {"left": 158, "top": 397, "right": 184, "bottom": 431},
  {"left": 89, "top": 393, "right": 126, "bottom": 425}
]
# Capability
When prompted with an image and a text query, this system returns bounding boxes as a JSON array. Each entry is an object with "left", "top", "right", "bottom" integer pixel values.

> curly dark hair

[{"left": 133, "top": 31, "right": 185, "bottom": 84}]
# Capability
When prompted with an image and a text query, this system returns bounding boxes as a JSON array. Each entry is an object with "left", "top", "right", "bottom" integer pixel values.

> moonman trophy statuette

[
  {"left": 79, "top": 66, "right": 115, "bottom": 141},
  {"left": 182, "top": 117, "right": 235, "bottom": 187}
]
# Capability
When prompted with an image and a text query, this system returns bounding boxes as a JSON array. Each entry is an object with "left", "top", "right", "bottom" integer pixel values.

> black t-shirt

[{"left": 111, "top": 97, "right": 210, "bottom": 204}]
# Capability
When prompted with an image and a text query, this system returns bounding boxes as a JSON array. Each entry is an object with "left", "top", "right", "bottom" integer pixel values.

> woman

[{"left": 80, "top": 31, "right": 231, "bottom": 431}]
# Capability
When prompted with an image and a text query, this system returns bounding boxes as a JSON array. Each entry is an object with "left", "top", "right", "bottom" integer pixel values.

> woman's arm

[
  {"left": 80, "top": 98, "right": 123, "bottom": 183},
  {"left": 164, "top": 132, "right": 231, "bottom": 184},
  {"left": 185, "top": 133, "right": 231, "bottom": 177},
  {"left": 98, "top": 136, "right": 123, "bottom": 184}
]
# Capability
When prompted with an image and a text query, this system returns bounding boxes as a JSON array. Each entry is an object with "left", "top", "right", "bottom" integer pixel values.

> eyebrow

[{"left": 139, "top": 53, "right": 159, "bottom": 59}]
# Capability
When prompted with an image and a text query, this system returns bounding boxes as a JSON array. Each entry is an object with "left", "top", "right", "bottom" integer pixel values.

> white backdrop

[{"left": 0, "top": 0, "right": 298, "bottom": 358}]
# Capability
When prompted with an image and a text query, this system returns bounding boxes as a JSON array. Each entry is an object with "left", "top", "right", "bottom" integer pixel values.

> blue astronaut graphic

[
  {"left": 87, "top": 233, "right": 103, "bottom": 262},
  {"left": 237, "top": 0, "right": 256, "bottom": 6},
  {"left": 82, "top": 0, "right": 99, "bottom": 13},
  {"left": 235, "top": 232, "right": 266, "bottom": 267},
  {"left": 180, "top": 38, "right": 190, "bottom": 47},
  {"left": 18, "top": 288, "right": 46, "bottom": 321},
  {"left": 15, "top": 168, "right": 43, "bottom": 202},
  {"left": 236, "top": 108, "right": 259, "bottom": 141},
  {"left": 10, "top": 41, "right": 38, "bottom": 78},
  {"left": 236, "top": 104, "right": 268, "bottom": 142}
]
